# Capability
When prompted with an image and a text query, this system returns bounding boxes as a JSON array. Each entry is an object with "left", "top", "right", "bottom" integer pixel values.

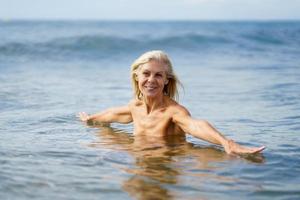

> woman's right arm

[{"left": 78, "top": 105, "right": 133, "bottom": 125}]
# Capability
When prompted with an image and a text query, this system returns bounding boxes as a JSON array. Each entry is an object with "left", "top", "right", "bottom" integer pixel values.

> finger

[
  {"left": 77, "top": 112, "right": 83, "bottom": 118},
  {"left": 78, "top": 112, "right": 88, "bottom": 121},
  {"left": 79, "top": 112, "right": 86, "bottom": 116},
  {"left": 251, "top": 146, "right": 266, "bottom": 154},
  {"left": 79, "top": 112, "right": 87, "bottom": 118}
]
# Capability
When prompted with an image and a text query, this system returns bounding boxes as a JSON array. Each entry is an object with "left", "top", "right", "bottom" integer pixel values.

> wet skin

[{"left": 79, "top": 60, "right": 265, "bottom": 155}]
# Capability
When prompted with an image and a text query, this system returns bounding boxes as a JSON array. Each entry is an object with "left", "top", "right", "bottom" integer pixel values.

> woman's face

[{"left": 136, "top": 60, "right": 168, "bottom": 99}]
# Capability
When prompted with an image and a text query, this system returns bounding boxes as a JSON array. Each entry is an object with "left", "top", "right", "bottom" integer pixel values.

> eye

[
  {"left": 142, "top": 71, "right": 150, "bottom": 76},
  {"left": 155, "top": 73, "right": 163, "bottom": 77}
]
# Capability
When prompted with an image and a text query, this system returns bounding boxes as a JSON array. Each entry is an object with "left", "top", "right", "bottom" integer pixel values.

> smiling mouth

[{"left": 144, "top": 86, "right": 158, "bottom": 91}]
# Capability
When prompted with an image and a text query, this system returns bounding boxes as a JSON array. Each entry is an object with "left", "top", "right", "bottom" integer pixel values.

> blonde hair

[{"left": 130, "top": 50, "right": 181, "bottom": 101}]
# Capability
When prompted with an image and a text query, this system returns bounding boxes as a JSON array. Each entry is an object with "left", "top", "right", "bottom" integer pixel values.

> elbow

[
  {"left": 188, "top": 119, "right": 211, "bottom": 134},
  {"left": 198, "top": 120, "right": 215, "bottom": 131},
  {"left": 118, "top": 115, "right": 132, "bottom": 124},
  {"left": 198, "top": 119, "right": 210, "bottom": 127}
]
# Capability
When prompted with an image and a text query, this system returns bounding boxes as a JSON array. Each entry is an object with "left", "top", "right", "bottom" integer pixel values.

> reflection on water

[
  {"left": 1, "top": 21, "right": 299, "bottom": 200},
  {"left": 88, "top": 126, "right": 265, "bottom": 200}
]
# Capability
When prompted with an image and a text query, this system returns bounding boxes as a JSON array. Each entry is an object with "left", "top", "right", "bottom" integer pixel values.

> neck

[{"left": 143, "top": 94, "right": 165, "bottom": 114}]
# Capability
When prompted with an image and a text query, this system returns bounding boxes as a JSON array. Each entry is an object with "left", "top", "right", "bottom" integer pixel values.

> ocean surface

[{"left": 0, "top": 20, "right": 300, "bottom": 200}]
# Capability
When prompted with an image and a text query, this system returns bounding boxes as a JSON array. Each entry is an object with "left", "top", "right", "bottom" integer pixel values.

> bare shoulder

[
  {"left": 167, "top": 99, "right": 191, "bottom": 117},
  {"left": 165, "top": 99, "right": 192, "bottom": 130},
  {"left": 128, "top": 99, "right": 143, "bottom": 108}
]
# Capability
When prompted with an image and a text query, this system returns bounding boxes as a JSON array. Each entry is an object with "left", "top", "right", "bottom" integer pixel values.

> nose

[{"left": 147, "top": 74, "right": 155, "bottom": 83}]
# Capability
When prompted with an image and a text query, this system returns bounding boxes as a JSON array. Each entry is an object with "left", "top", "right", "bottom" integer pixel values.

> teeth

[{"left": 146, "top": 86, "right": 156, "bottom": 89}]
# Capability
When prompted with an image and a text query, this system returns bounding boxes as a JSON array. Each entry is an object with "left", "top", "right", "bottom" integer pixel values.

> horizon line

[{"left": 1, "top": 18, "right": 300, "bottom": 22}]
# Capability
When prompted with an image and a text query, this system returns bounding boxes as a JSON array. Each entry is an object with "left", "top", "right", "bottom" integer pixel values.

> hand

[
  {"left": 224, "top": 139, "right": 265, "bottom": 154},
  {"left": 78, "top": 112, "right": 90, "bottom": 122}
]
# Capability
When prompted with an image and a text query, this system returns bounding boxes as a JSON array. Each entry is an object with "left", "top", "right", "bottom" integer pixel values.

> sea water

[{"left": 0, "top": 20, "right": 300, "bottom": 200}]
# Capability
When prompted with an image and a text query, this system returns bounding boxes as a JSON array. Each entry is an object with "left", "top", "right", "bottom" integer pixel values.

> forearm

[
  {"left": 88, "top": 109, "right": 114, "bottom": 123},
  {"left": 188, "top": 119, "right": 266, "bottom": 154},
  {"left": 188, "top": 119, "right": 229, "bottom": 147},
  {"left": 174, "top": 112, "right": 265, "bottom": 154},
  {"left": 84, "top": 106, "right": 132, "bottom": 124}
]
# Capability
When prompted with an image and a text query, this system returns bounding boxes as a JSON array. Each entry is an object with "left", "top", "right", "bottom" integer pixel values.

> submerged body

[{"left": 79, "top": 50, "right": 265, "bottom": 154}]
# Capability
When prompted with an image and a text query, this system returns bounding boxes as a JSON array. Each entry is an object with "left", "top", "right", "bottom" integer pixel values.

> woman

[{"left": 78, "top": 50, "right": 265, "bottom": 154}]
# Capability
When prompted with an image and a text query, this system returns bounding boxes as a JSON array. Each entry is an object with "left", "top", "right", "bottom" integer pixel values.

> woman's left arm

[{"left": 172, "top": 106, "right": 265, "bottom": 154}]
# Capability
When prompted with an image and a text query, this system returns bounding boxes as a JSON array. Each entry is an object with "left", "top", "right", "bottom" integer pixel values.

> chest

[{"left": 131, "top": 108, "right": 173, "bottom": 135}]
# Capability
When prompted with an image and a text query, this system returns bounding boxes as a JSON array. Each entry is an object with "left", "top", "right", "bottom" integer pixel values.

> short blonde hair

[{"left": 130, "top": 50, "right": 180, "bottom": 101}]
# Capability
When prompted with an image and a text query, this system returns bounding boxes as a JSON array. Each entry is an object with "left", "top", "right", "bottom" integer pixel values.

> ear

[
  {"left": 134, "top": 74, "right": 138, "bottom": 81},
  {"left": 165, "top": 79, "right": 169, "bottom": 85}
]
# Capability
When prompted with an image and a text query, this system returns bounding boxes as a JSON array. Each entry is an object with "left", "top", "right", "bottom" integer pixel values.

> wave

[
  {"left": 1, "top": 24, "right": 299, "bottom": 61},
  {"left": 0, "top": 33, "right": 230, "bottom": 56}
]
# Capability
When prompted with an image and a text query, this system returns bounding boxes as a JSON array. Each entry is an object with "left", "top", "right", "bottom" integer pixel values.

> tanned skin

[{"left": 79, "top": 60, "right": 265, "bottom": 154}]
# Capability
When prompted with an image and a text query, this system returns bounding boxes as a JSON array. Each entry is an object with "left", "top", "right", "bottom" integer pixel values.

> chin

[
  {"left": 144, "top": 93, "right": 156, "bottom": 97},
  {"left": 142, "top": 91, "right": 160, "bottom": 98}
]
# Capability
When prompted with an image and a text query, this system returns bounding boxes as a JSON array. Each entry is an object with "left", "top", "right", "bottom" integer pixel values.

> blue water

[{"left": 0, "top": 20, "right": 300, "bottom": 200}]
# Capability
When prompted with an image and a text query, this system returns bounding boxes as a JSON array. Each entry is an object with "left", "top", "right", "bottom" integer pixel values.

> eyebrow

[{"left": 142, "top": 69, "right": 164, "bottom": 74}]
